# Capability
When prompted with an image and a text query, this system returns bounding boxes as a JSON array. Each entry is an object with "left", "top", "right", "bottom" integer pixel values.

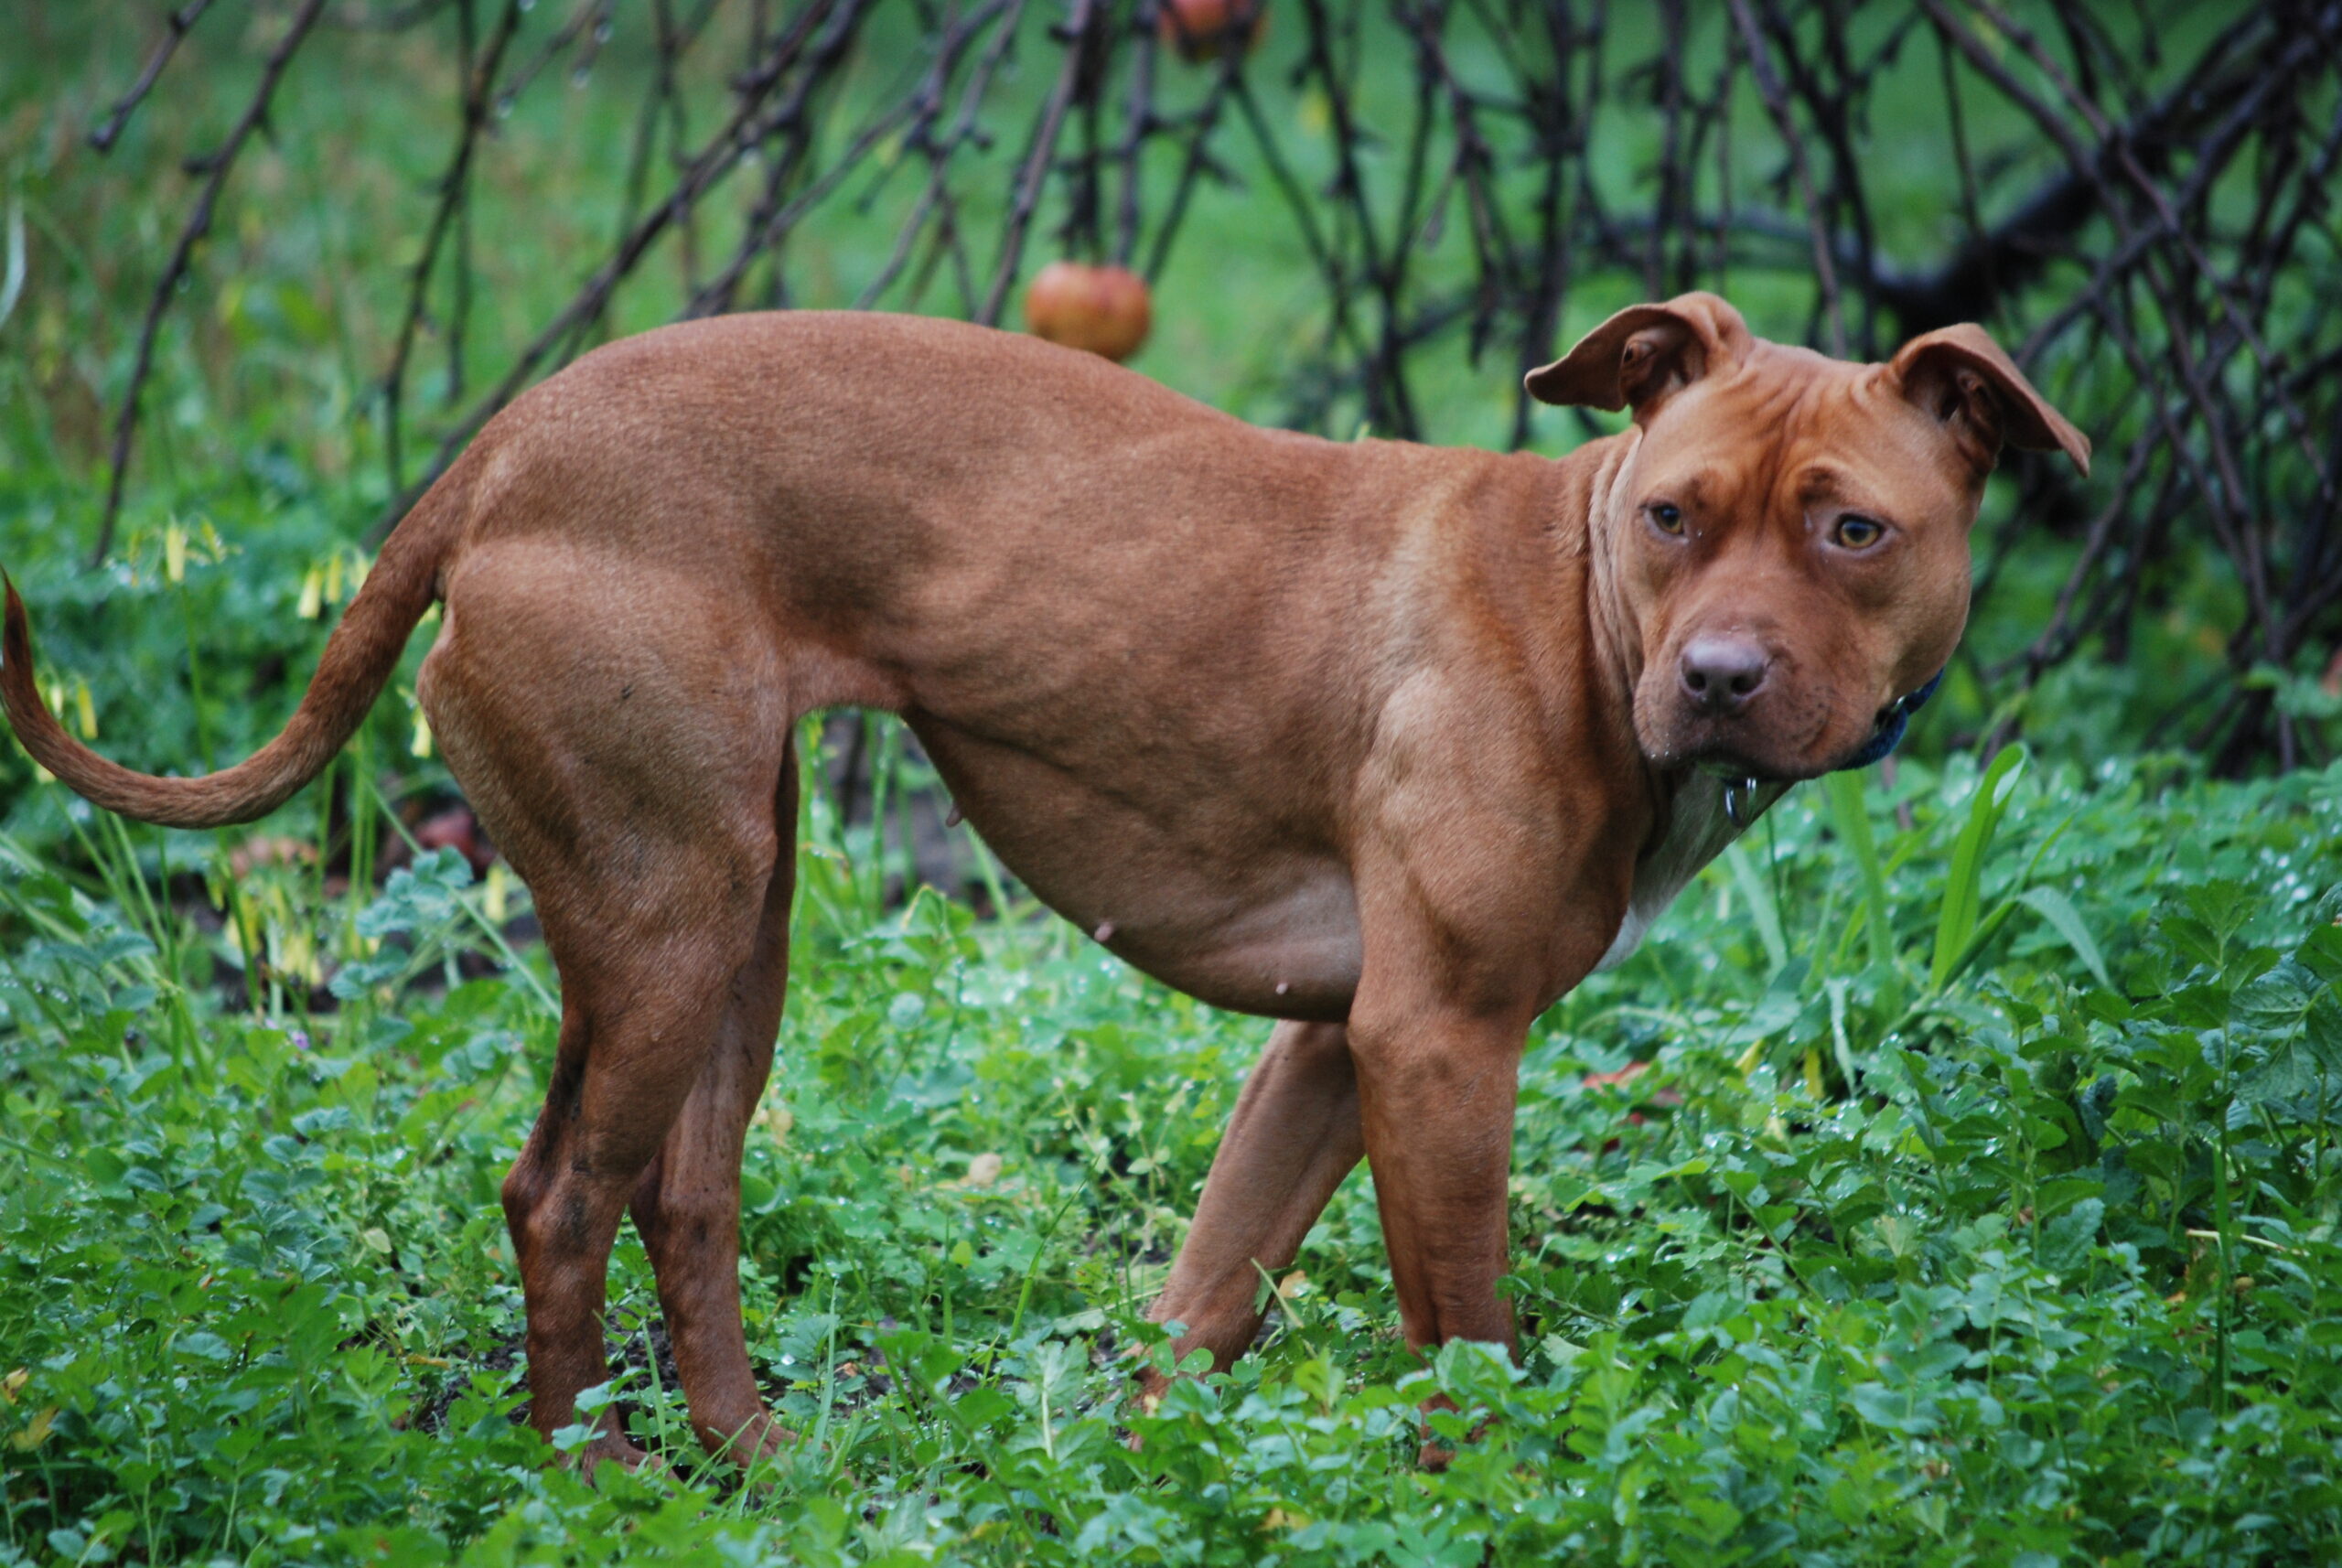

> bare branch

[
  {"left": 94, "top": 0, "right": 328, "bottom": 567},
  {"left": 90, "top": 0, "right": 218, "bottom": 154}
]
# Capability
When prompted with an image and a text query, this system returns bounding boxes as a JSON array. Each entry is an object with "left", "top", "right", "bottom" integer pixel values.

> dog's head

[{"left": 1527, "top": 293, "right": 2089, "bottom": 782}]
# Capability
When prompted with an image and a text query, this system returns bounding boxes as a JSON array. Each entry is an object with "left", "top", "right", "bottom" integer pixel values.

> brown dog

[{"left": 1, "top": 293, "right": 2086, "bottom": 1469}]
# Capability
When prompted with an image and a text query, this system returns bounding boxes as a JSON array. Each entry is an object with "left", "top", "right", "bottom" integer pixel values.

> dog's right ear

[{"left": 1525, "top": 292, "right": 1751, "bottom": 418}]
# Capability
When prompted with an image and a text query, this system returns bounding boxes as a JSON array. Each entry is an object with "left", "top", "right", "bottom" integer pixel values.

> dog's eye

[
  {"left": 1833, "top": 514, "right": 1885, "bottom": 549},
  {"left": 1649, "top": 503, "right": 1685, "bottom": 536}
]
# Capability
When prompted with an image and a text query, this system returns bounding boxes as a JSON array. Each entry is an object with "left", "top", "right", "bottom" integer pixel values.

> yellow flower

[{"left": 10, "top": 1407, "right": 55, "bottom": 1451}]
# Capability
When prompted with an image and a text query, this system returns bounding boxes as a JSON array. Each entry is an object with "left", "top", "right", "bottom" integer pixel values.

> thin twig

[
  {"left": 89, "top": 0, "right": 218, "bottom": 154},
  {"left": 93, "top": 0, "right": 328, "bottom": 567}
]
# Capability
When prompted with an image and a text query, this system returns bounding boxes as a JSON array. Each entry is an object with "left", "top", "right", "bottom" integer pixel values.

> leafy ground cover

[{"left": 4, "top": 736, "right": 2341, "bottom": 1564}]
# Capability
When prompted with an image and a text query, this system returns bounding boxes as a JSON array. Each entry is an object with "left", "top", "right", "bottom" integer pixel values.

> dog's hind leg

[
  {"left": 626, "top": 758, "right": 800, "bottom": 1466},
  {"left": 1143, "top": 1021, "right": 1363, "bottom": 1393},
  {"left": 419, "top": 549, "right": 798, "bottom": 1473},
  {"left": 496, "top": 851, "right": 779, "bottom": 1473}
]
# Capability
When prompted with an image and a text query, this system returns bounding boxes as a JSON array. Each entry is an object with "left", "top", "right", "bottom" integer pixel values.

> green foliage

[{"left": 3, "top": 743, "right": 2341, "bottom": 1564}]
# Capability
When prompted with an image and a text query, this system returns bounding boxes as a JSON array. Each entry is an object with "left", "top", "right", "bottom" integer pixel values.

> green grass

[
  {"left": 5, "top": 6, "right": 2342, "bottom": 1564},
  {"left": 5, "top": 742, "right": 2342, "bottom": 1564}
]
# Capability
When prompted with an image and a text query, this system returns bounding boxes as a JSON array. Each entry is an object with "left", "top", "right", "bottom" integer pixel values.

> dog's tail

[{"left": 1, "top": 467, "right": 467, "bottom": 830}]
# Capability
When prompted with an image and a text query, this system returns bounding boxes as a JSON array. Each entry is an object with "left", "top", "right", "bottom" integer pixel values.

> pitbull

[{"left": 1, "top": 292, "right": 2087, "bottom": 1469}]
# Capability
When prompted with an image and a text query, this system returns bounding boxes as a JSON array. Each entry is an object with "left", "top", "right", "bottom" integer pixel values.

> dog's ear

[
  {"left": 1889, "top": 324, "right": 2091, "bottom": 478},
  {"left": 1524, "top": 292, "right": 1751, "bottom": 417}
]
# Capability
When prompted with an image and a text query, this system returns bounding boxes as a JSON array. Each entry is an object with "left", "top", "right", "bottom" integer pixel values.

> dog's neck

[{"left": 1568, "top": 432, "right": 1649, "bottom": 709}]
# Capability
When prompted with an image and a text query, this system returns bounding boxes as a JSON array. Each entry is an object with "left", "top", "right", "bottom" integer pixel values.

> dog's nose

[{"left": 1679, "top": 636, "right": 1771, "bottom": 714}]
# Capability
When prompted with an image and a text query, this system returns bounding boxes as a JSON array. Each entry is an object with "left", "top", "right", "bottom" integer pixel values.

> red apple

[
  {"left": 1157, "top": 0, "right": 1265, "bottom": 61},
  {"left": 1584, "top": 1061, "right": 1651, "bottom": 1091},
  {"left": 1023, "top": 261, "right": 1152, "bottom": 362}
]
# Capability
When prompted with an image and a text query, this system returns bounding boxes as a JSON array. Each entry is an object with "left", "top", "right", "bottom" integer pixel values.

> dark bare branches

[
  {"left": 93, "top": 0, "right": 328, "bottom": 567},
  {"left": 85, "top": 0, "right": 2342, "bottom": 768},
  {"left": 88, "top": 0, "right": 217, "bottom": 154}
]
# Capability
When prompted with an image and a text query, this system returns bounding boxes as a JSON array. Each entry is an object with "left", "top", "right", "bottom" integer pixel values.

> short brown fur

[{"left": 1, "top": 295, "right": 2084, "bottom": 1470}]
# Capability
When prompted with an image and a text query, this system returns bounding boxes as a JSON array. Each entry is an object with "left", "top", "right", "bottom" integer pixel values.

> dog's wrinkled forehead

[
  {"left": 1527, "top": 292, "right": 2091, "bottom": 489},
  {"left": 1631, "top": 349, "right": 1983, "bottom": 526}
]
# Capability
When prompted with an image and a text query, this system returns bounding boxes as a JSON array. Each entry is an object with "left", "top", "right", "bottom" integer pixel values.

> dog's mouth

[
  {"left": 1664, "top": 724, "right": 1826, "bottom": 786},
  {"left": 1651, "top": 682, "right": 1912, "bottom": 786},
  {"left": 1634, "top": 652, "right": 1918, "bottom": 787}
]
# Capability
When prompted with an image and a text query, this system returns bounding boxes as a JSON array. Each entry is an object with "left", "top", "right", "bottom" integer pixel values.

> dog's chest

[{"left": 1593, "top": 777, "right": 1783, "bottom": 972}]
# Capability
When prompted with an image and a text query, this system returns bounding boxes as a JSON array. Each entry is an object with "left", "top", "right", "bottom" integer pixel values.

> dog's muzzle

[{"left": 1717, "top": 669, "right": 1943, "bottom": 827}]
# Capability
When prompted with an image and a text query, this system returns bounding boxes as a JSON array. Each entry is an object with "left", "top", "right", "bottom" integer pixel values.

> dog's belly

[
  {"left": 1109, "top": 872, "right": 1364, "bottom": 1021},
  {"left": 908, "top": 717, "right": 1364, "bottom": 1021}
]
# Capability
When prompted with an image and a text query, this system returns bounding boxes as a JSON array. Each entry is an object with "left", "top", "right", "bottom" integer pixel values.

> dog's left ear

[
  {"left": 1890, "top": 325, "right": 2091, "bottom": 478},
  {"left": 1525, "top": 292, "right": 1752, "bottom": 418}
]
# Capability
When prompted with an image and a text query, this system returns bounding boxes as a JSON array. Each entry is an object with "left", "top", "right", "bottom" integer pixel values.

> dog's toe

[{"left": 574, "top": 1433, "right": 663, "bottom": 1483}]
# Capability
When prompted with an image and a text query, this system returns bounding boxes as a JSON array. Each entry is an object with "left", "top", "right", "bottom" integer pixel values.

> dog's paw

[
  {"left": 718, "top": 1411, "right": 801, "bottom": 1466},
  {"left": 574, "top": 1433, "right": 664, "bottom": 1484},
  {"left": 1413, "top": 1391, "right": 1490, "bottom": 1471}
]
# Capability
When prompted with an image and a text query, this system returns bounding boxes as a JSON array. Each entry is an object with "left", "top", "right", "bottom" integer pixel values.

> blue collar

[{"left": 1834, "top": 669, "right": 1944, "bottom": 771}]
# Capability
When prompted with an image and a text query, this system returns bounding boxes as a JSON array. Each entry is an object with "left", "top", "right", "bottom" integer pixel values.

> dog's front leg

[
  {"left": 1345, "top": 987, "right": 1530, "bottom": 1470},
  {"left": 1139, "top": 1011, "right": 1521, "bottom": 1369},
  {"left": 1347, "top": 995, "right": 1526, "bottom": 1359}
]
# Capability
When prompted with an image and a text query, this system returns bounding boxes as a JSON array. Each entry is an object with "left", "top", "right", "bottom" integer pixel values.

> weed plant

[{"left": 3, "top": 734, "right": 2341, "bottom": 1564}]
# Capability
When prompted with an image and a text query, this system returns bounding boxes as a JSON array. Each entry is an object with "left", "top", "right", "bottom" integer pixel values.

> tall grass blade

[
  {"left": 1724, "top": 840, "right": 1789, "bottom": 976},
  {"left": 0, "top": 192, "right": 23, "bottom": 331},
  {"left": 1929, "top": 745, "right": 2027, "bottom": 992},
  {"left": 2018, "top": 885, "right": 2113, "bottom": 991},
  {"left": 1822, "top": 769, "right": 1893, "bottom": 973}
]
